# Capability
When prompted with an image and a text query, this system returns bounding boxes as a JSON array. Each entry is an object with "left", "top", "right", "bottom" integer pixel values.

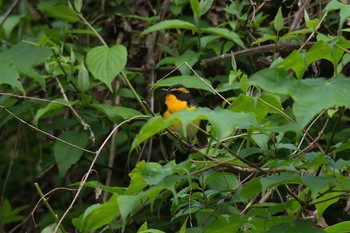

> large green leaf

[
  {"left": 266, "top": 219, "right": 326, "bottom": 233},
  {"left": 247, "top": 68, "right": 350, "bottom": 129},
  {"left": 228, "top": 94, "right": 283, "bottom": 122},
  {"left": 72, "top": 194, "right": 120, "bottom": 233},
  {"left": 324, "top": 221, "right": 350, "bottom": 233},
  {"left": 86, "top": 45, "right": 127, "bottom": 91},
  {"left": 131, "top": 107, "right": 258, "bottom": 150},
  {"left": 39, "top": 5, "right": 79, "bottom": 23},
  {"left": 140, "top": 20, "right": 196, "bottom": 37},
  {"left": 53, "top": 131, "right": 89, "bottom": 178},
  {"left": 261, "top": 173, "right": 301, "bottom": 193},
  {"left": 301, "top": 176, "right": 338, "bottom": 198},
  {"left": 0, "top": 42, "right": 52, "bottom": 89}
]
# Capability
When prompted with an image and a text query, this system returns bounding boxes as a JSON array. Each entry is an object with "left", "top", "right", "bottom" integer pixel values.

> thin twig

[
  {"left": 53, "top": 115, "right": 148, "bottom": 233},
  {"left": 0, "top": 105, "right": 95, "bottom": 154},
  {"left": 289, "top": 0, "right": 312, "bottom": 32},
  {"left": 53, "top": 75, "right": 95, "bottom": 143},
  {"left": 0, "top": 93, "right": 71, "bottom": 106},
  {"left": 200, "top": 41, "right": 314, "bottom": 67},
  {"left": 291, "top": 110, "right": 327, "bottom": 157},
  {"left": 298, "top": 12, "right": 328, "bottom": 51},
  {"left": 0, "top": 0, "right": 20, "bottom": 27}
]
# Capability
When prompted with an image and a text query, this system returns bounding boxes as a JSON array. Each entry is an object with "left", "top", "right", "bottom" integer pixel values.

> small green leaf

[
  {"left": 77, "top": 60, "right": 90, "bottom": 92},
  {"left": 175, "top": 50, "right": 200, "bottom": 75},
  {"left": 86, "top": 45, "right": 127, "bottom": 91},
  {"left": 137, "top": 222, "right": 149, "bottom": 232},
  {"left": 74, "top": 0, "right": 83, "bottom": 12},
  {"left": 199, "top": 0, "right": 214, "bottom": 16},
  {"left": 40, "top": 5, "right": 79, "bottom": 23},
  {"left": 274, "top": 7, "right": 284, "bottom": 33},
  {"left": 201, "top": 27, "right": 245, "bottom": 48},
  {"left": 190, "top": 0, "right": 200, "bottom": 17},
  {"left": 140, "top": 20, "right": 196, "bottom": 37},
  {"left": 282, "top": 50, "right": 306, "bottom": 79},
  {"left": 0, "top": 63, "right": 23, "bottom": 93},
  {"left": 34, "top": 99, "right": 68, "bottom": 126},
  {"left": 53, "top": 131, "right": 89, "bottom": 178}
]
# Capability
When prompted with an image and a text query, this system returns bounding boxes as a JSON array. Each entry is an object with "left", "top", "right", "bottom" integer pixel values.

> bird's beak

[{"left": 161, "top": 88, "right": 169, "bottom": 93}]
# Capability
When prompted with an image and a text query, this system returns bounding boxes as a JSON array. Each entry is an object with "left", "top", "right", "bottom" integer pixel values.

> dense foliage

[{"left": 1, "top": 0, "right": 350, "bottom": 232}]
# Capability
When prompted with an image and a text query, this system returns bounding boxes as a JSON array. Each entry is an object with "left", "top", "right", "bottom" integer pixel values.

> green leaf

[
  {"left": 315, "top": 192, "right": 340, "bottom": 223},
  {"left": 282, "top": 50, "right": 306, "bottom": 80},
  {"left": 301, "top": 176, "right": 337, "bottom": 198},
  {"left": 140, "top": 20, "right": 196, "bottom": 37},
  {"left": 324, "top": 221, "right": 350, "bottom": 233},
  {"left": 137, "top": 222, "right": 148, "bottom": 232},
  {"left": 232, "top": 178, "right": 262, "bottom": 202},
  {"left": 72, "top": 204, "right": 101, "bottom": 233},
  {"left": 86, "top": 45, "right": 127, "bottom": 91},
  {"left": 77, "top": 60, "right": 90, "bottom": 92},
  {"left": 53, "top": 131, "right": 89, "bottom": 178},
  {"left": 34, "top": 99, "right": 76, "bottom": 126},
  {"left": 126, "top": 161, "right": 148, "bottom": 194},
  {"left": 261, "top": 174, "right": 301, "bottom": 193},
  {"left": 228, "top": 94, "right": 283, "bottom": 122},
  {"left": 74, "top": 0, "right": 83, "bottom": 12},
  {"left": 204, "top": 214, "right": 241, "bottom": 233},
  {"left": 72, "top": 194, "right": 120, "bottom": 233},
  {"left": 201, "top": 27, "right": 245, "bottom": 48},
  {"left": 118, "top": 194, "right": 143, "bottom": 231},
  {"left": 247, "top": 68, "right": 350, "bottom": 129},
  {"left": 267, "top": 219, "right": 326, "bottom": 233},
  {"left": 206, "top": 172, "right": 239, "bottom": 191},
  {"left": 40, "top": 5, "right": 79, "bottom": 22},
  {"left": 199, "top": 0, "right": 214, "bottom": 16},
  {"left": 274, "top": 7, "right": 284, "bottom": 32},
  {"left": 1, "top": 15, "right": 24, "bottom": 39},
  {"left": 0, "top": 42, "right": 52, "bottom": 89},
  {"left": 131, "top": 107, "right": 258, "bottom": 151},
  {"left": 0, "top": 63, "right": 23, "bottom": 93},
  {"left": 1, "top": 199, "right": 27, "bottom": 225},
  {"left": 190, "top": 0, "right": 200, "bottom": 17},
  {"left": 325, "top": 0, "right": 350, "bottom": 30},
  {"left": 153, "top": 75, "right": 214, "bottom": 94},
  {"left": 175, "top": 50, "right": 200, "bottom": 75}
]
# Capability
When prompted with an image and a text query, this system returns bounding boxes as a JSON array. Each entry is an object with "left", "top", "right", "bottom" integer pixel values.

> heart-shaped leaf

[{"left": 86, "top": 45, "right": 127, "bottom": 91}]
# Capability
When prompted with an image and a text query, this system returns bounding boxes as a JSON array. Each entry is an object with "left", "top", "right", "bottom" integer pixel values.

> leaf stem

[
  {"left": 78, "top": 13, "right": 108, "bottom": 47},
  {"left": 34, "top": 183, "right": 66, "bottom": 233}
]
